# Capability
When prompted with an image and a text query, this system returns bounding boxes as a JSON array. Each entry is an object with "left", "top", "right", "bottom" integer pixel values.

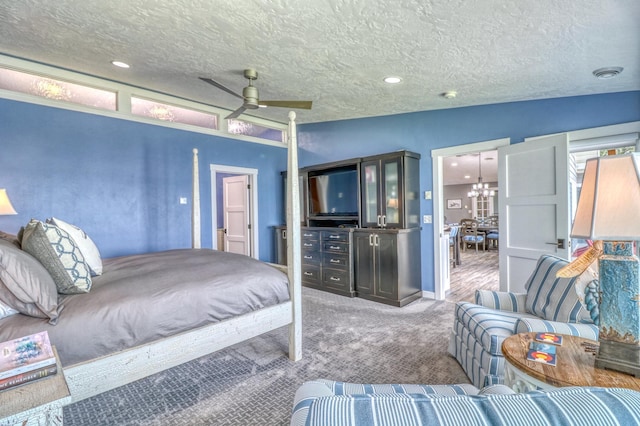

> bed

[{"left": 0, "top": 112, "right": 303, "bottom": 403}]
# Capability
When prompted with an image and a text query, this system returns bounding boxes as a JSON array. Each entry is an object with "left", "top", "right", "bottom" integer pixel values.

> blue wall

[
  {"left": 2, "top": 92, "right": 639, "bottom": 292},
  {"left": 0, "top": 99, "right": 287, "bottom": 261},
  {"left": 298, "top": 91, "right": 640, "bottom": 293}
]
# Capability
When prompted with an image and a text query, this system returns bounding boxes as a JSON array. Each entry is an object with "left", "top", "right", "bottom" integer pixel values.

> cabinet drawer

[
  {"left": 302, "top": 240, "right": 320, "bottom": 251},
  {"left": 322, "top": 231, "right": 348, "bottom": 243},
  {"left": 302, "top": 250, "right": 321, "bottom": 265},
  {"left": 323, "top": 253, "right": 349, "bottom": 270},
  {"left": 322, "top": 269, "right": 350, "bottom": 290},
  {"left": 323, "top": 241, "right": 348, "bottom": 253},
  {"left": 301, "top": 230, "right": 319, "bottom": 240},
  {"left": 302, "top": 265, "right": 320, "bottom": 283}
]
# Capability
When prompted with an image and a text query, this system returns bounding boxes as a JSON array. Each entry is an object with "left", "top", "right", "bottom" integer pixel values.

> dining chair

[
  {"left": 486, "top": 216, "right": 499, "bottom": 250},
  {"left": 448, "top": 225, "right": 460, "bottom": 268},
  {"left": 460, "top": 218, "right": 485, "bottom": 253}
]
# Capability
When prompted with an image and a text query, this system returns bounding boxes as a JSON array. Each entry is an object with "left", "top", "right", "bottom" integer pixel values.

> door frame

[
  {"left": 210, "top": 164, "right": 259, "bottom": 259},
  {"left": 432, "top": 138, "right": 510, "bottom": 301}
]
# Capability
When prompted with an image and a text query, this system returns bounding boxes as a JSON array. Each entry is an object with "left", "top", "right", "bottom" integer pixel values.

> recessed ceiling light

[
  {"left": 593, "top": 67, "right": 623, "bottom": 79},
  {"left": 464, "top": 175, "right": 471, "bottom": 179},
  {"left": 442, "top": 91, "right": 457, "bottom": 99},
  {"left": 383, "top": 76, "right": 402, "bottom": 84},
  {"left": 111, "top": 61, "right": 130, "bottom": 69}
]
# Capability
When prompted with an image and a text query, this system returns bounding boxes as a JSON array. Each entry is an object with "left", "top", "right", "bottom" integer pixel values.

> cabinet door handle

[
  {"left": 329, "top": 234, "right": 340, "bottom": 239},
  {"left": 329, "top": 259, "right": 340, "bottom": 264},
  {"left": 304, "top": 255, "right": 313, "bottom": 259},
  {"left": 303, "top": 243, "right": 313, "bottom": 247},
  {"left": 329, "top": 245, "right": 340, "bottom": 250},
  {"left": 303, "top": 233, "right": 313, "bottom": 237},
  {"left": 282, "top": 230, "right": 286, "bottom": 239},
  {"left": 304, "top": 271, "right": 313, "bottom": 276},
  {"left": 382, "top": 215, "right": 387, "bottom": 227},
  {"left": 374, "top": 234, "right": 380, "bottom": 247},
  {"left": 369, "top": 234, "right": 374, "bottom": 246},
  {"left": 330, "top": 276, "right": 341, "bottom": 281},
  {"left": 377, "top": 215, "right": 382, "bottom": 227}
]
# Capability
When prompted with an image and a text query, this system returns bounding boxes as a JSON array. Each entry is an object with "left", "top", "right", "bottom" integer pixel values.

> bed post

[
  {"left": 192, "top": 148, "right": 201, "bottom": 249},
  {"left": 287, "top": 111, "right": 303, "bottom": 361}
]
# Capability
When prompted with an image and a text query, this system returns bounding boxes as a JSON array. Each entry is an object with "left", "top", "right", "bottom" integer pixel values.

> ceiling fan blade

[
  {"left": 199, "top": 77, "right": 244, "bottom": 100},
  {"left": 258, "top": 100, "right": 312, "bottom": 109},
  {"left": 225, "top": 106, "right": 247, "bottom": 119}
]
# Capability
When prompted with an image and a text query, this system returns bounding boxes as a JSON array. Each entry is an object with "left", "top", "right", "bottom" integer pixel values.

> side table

[
  {"left": 502, "top": 332, "right": 640, "bottom": 393},
  {"left": 0, "top": 347, "right": 71, "bottom": 426}
]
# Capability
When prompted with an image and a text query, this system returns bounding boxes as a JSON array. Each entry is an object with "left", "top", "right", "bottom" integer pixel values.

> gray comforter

[{"left": 0, "top": 249, "right": 290, "bottom": 366}]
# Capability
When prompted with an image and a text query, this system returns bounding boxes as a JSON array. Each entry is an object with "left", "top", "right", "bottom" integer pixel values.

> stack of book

[{"left": 0, "top": 331, "right": 57, "bottom": 391}]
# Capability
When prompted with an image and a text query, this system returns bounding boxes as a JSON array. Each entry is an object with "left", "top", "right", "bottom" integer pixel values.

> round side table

[{"left": 502, "top": 332, "right": 640, "bottom": 393}]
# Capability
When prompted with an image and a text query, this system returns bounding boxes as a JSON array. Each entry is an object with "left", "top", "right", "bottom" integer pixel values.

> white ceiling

[
  {"left": 443, "top": 150, "right": 498, "bottom": 186},
  {"left": 0, "top": 1, "right": 637, "bottom": 124}
]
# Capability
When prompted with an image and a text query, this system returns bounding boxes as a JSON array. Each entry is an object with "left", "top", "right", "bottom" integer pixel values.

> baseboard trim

[{"left": 422, "top": 291, "right": 436, "bottom": 299}]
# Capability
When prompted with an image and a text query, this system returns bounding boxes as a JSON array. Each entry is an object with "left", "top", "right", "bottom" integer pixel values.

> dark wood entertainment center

[{"left": 275, "top": 150, "right": 421, "bottom": 307}]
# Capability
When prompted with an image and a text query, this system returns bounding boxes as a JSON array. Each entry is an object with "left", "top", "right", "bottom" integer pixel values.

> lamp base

[{"left": 596, "top": 339, "right": 640, "bottom": 377}]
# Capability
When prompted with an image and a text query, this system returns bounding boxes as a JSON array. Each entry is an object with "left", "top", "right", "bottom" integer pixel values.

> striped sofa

[
  {"left": 448, "top": 254, "right": 599, "bottom": 388},
  {"left": 291, "top": 379, "right": 640, "bottom": 425}
]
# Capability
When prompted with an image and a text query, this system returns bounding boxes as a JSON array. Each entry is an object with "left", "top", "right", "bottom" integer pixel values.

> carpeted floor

[{"left": 64, "top": 287, "right": 470, "bottom": 425}]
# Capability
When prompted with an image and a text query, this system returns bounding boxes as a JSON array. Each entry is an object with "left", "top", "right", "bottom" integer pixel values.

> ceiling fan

[{"left": 199, "top": 69, "right": 312, "bottom": 119}]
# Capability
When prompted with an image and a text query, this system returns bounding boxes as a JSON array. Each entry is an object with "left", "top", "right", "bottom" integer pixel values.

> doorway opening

[
  {"left": 432, "top": 138, "right": 510, "bottom": 301},
  {"left": 210, "top": 164, "right": 259, "bottom": 259}
]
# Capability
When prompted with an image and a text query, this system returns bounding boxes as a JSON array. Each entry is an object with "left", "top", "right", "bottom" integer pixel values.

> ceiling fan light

[{"left": 383, "top": 76, "right": 402, "bottom": 84}]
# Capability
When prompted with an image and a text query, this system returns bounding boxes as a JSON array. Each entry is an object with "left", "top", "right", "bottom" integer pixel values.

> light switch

[
  {"left": 424, "top": 191, "right": 432, "bottom": 200},
  {"left": 423, "top": 215, "right": 432, "bottom": 224},
  {"left": 179, "top": 197, "right": 188, "bottom": 205}
]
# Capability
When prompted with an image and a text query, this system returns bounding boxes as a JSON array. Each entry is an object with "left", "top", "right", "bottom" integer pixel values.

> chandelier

[{"left": 467, "top": 152, "right": 495, "bottom": 198}]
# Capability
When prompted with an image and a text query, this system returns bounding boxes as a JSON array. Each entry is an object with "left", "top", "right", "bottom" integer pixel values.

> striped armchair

[{"left": 448, "top": 254, "right": 599, "bottom": 388}]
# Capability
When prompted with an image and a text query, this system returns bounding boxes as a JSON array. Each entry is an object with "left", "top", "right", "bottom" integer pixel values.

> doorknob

[{"left": 545, "top": 239, "right": 565, "bottom": 249}]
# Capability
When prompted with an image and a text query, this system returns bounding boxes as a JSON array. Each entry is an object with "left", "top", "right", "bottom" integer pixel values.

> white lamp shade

[
  {"left": 0, "top": 189, "right": 17, "bottom": 215},
  {"left": 571, "top": 153, "right": 640, "bottom": 240}
]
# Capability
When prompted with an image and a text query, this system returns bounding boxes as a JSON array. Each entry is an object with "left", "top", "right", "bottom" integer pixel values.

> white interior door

[
  {"left": 223, "top": 175, "right": 250, "bottom": 256},
  {"left": 498, "top": 133, "right": 571, "bottom": 293}
]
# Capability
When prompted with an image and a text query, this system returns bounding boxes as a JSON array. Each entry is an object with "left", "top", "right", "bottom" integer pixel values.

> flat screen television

[{"left": 308, "top": 167, "right": 359, "bottom": 216}]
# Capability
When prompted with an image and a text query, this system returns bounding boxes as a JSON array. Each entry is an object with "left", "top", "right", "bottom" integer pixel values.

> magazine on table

[
  {"left": 0, "top": 331, "right": 56, "bottom": 380},
  {"left": 534, "top": 332, "right": 563, "bottom": 346}
]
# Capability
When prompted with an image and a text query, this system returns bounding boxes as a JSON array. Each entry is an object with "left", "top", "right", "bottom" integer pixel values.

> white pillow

[{"left": 46, "top": 217, "right": 102, "bottom": 276}]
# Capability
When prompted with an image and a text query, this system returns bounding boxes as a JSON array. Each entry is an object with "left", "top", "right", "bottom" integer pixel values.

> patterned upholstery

[
  {"left": 449, "top": 255, "right": 599, "bottom": 388},
  {"left": 21, "top": 219, "right": 92, "bottom": 294},
  {"left": 525, "top": 254, "right": 594, "bottom": 323},
  {"left": 291, "top": 380, "right": 484, "bottom": 426},
  {"left": 292, "top": 381, "right": 640, "bottom": 426}
]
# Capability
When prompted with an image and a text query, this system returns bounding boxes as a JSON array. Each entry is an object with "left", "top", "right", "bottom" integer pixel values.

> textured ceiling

[{"left": 0, "top": 0, "right": 638, "bottom": 124}]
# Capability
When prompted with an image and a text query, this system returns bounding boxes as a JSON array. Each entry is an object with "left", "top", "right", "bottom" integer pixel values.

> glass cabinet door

[
  {"left": 381, "top": 157, "right": 403, "bottom": 228},
  {"left": 360, "top": 160, "right": 380, "bottom": 227}
]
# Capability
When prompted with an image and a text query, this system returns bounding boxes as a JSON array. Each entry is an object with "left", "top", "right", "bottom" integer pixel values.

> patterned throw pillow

[
  {"left": 21, "top": 219, "right": 92, "bottom": 294},
  {"left": 46, "top": 217, "right": 103, "bottom": 276},
  {"left": 524, "top": 254, "right": 593, "bottom": 324}
]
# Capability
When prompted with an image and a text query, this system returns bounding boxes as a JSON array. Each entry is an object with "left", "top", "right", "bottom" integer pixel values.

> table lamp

[
  {"left": 570, "top": 153, "right": 640, "bottom": 376},
  {"left": 0, "top": 189, "right": 17, "bottom": 215}
]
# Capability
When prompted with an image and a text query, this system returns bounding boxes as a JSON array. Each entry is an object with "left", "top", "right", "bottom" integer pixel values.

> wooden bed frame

[{"left": 63, "top": 112, "right": 303, "bottom": 403}]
